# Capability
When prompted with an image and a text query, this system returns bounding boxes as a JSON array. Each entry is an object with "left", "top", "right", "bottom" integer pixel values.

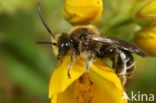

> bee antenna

[
  {"left": 36, "top": 41, "right": 56, "bottom": 45},
  {"left": 38, "top": 3, "right": 55, "bottom": 38}
]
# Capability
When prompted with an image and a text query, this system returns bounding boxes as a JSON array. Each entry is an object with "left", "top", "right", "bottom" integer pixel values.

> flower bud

[
  {"left": 134, "top": 21, "right": 156, "bottom": 56},
  {"left": 131, "top": 0, "right": 156, "bottom": 27},
  {"left": 136, "top": 0, "right": 156, "bottom": 18},
  {"left": 62, "top": 0, "right": 103, "bottom": 25}
]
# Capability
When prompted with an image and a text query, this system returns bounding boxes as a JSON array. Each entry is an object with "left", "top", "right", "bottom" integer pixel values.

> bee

[{"left": 37, "top": 3, "right": 146, "bottom": 86}]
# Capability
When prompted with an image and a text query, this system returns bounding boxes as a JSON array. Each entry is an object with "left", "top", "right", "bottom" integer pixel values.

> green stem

[{"left": 101, "top": 16, "right": 133, "bottom": 33}]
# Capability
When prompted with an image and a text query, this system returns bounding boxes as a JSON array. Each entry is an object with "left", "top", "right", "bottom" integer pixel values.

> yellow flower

[
  {"left": 62, "top": 0, "right": 103, "bottom": 25},
  {"left": 136, "top": 0, "right": 156, "bottom": 18},
  {"left": 134, "top": 20, "right": 156, "bottom": 56},
  {"left": 49, "top": 56, "right": 127, "bottom": 103}
]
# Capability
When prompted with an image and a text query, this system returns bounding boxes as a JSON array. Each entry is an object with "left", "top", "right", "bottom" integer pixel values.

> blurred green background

[{"left": 0, "top": 0, "right": 155, "bottom": 103}]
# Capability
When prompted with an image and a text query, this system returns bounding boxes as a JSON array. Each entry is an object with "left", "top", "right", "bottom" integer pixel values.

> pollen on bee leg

[{"left": 70, "top": 73, "right": 95, "bottom": 103}]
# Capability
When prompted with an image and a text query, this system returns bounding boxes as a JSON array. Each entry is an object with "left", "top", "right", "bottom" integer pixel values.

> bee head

[{"left": 57, "top": 33, "right": 71, "bottom": 56}]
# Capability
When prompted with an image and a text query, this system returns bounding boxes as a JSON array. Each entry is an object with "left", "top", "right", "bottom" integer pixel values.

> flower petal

[
  {"left": 55, "top": 87, "right": 76, "bottom": 103},
  {"left": 137, "top": 0, "right": 156, "bottom": 18},
  {"left": 50, "top": 58, "right": 127, "bottom": 103},
  {"left": 89, "top": 59, "right": 127, "bottom": 103},
  {"left": 51, "top": 95, "right": 57, "bottom": 103},
  {"left": 49, "top": 56, "right": 86, "bottom": 98}
]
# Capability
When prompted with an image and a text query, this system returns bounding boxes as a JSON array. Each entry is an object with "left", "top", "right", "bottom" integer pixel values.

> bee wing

[{"left": 88, "top": 36, "right": 146, "bottom": 57}]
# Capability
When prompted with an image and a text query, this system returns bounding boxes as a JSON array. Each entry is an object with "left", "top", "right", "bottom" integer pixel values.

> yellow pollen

[{"left": 70, "top": 73, "right": 94, "bottom": 103}]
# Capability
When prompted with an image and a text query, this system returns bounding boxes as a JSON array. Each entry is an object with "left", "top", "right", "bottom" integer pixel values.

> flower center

[{"left": 70, "top": 73, "right": 94, "bottom": 103}]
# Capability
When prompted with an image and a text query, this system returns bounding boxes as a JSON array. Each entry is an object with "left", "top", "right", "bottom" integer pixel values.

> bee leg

[
  {"left": 115, "top": 52, "right": 131, "bottom": 86},
  {"left": 68, "top": 51, "right": 75, "bottom": 78},
  {"left": 119, "top": 75, "right": 127, "bottom": 87},
  {"left": 118, "top": 52, "right": 127, "bottom": 75},
  {"left": 126, "top": 55, "right": 135, "bottom": 79},
  {"left": 100, "top": 46, "right": 130, "bottom": 86},
  {"left": 86, "top": 51, "right": 94, "bottom": 73},
  {"left": 57, "top": 55, "right": 63, "bottom": 65}
]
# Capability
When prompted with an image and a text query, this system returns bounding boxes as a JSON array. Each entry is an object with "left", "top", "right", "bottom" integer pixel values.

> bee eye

[
  {"left": 58, "top": 42, "right": 70, "bottom": 55},
  {"left": 60, "top": 42, "right": 70, "bottom": 48}
]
